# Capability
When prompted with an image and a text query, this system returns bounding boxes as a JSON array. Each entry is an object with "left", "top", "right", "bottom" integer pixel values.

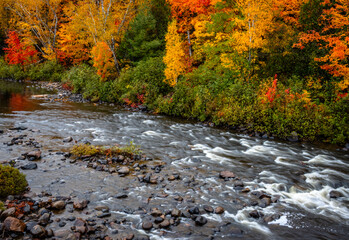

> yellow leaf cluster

[{"left": 163, "top": 20, "right": 187, "bottom": 87}]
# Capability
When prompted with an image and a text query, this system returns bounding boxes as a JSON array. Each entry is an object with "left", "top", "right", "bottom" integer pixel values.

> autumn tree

[
  {"left": 163, "top": 20, "right": 186, "bottom": 86},
  {"left": 4, "top": 31, "right": 38, "bottom": 68},
  {"left": 62, "top": 0, "right": 138, "bottom": 75},
  {"left": 91, "top": 41, "right": 115, "bottom": 80},
  {"left": 296, "top": 0, "right": 349, "bottom": 93},
  {"left": 4, "top": 0, "right": 65, "bottom": 60}
]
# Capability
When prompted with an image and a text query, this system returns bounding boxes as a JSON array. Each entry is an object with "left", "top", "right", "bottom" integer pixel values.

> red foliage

[
  {"left": 3, "top": 31, "right": 38, "bottom": 67},
  {"left": 7, "top": 200, "right": 35, "bottom": 217}
]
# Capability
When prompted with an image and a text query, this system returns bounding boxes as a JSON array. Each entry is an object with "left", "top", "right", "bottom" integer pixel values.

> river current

[{"left": 0, "top": 80, "right": 348, "bottom": 239}]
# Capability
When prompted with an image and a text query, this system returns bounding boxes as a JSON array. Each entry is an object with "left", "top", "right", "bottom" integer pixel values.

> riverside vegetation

[{"left": 0, "top": 0, "right": 348, "bottom": 144}]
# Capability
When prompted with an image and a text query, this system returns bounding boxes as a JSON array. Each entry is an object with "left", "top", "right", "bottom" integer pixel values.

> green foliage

[
  {"left": 118, "top": 0, "right": 170, "bottom": 63},
  {"left": 62, "top": 64, "right": 103, "bottom": 101},
  {"left": 0, "top": 201, "right": 4, "bottom": 211},
  {"left": 114, "top": 56, "right": 170, "bottom": 106},
  {"left": 0, "top": 164, "right": 28, "bottom": 197},
  {"left": 0, "top": 57, "right": 27, "bottom": 80},
  {"left": 28, "top": 60, "right": 64, "bottom": 82}
]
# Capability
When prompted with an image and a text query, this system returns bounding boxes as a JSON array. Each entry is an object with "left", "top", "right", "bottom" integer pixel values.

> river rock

[
  {"left": 287, "top": 131, "right": 299, "bottom": 142},
  {"left": 249, "top": 210, "right": 263, "bottom": 219},
  {"left": 1, "top": 207, "right": 16, "bottom": 219},
  {"left": 159, "top": 219, "right": 170, "bottom": 228},
  {"left": 142, "top": 221, "right": 153, "bottom": 230},
  {"left": 260, "top": 197, "right": 272, "bottom": 207},
  {"left": 51, "top": 200, "right": 66, "bottom": 210},
  {"left": 188, "top": 206, "right": 199, "bottom": 215},
  {"left": 219, "top": 171, "right": 235, "bottom": 179},
  {"left": 118, "top": 167, "right": 130, "bottom": 175},
  {"left": 39, "top": 213, "right": 51, "bottom": 225},
  {"left": 195, "top": 216, "right": 207, "bottom": 226},
  {"left": 73, "top": 199, "right": 88, "bottom": 210},
  {"left": 30, "top": 225, "right": 46, "bottom": 237},
  {"left": 115, "top": 193, "right": 128, "bottom": 199},
  {"left": 264, "top": 214, "right": 281, "bottom": 223},
  {"left": 329, "top": 190, "right": 343, "bottom": 198},
  {"left": 203, "top": 205, "right": 214, "bottom": 213},
  {"left": 63, "top": 136, "right": 73, "bottom": 143},
  {"left": 215, "top": 206, "right": 225, "bottom": 214},
  {"left": 171, "top": 209, "right": 181, "bottom": 218},
  {"left": 154, "top": 217, "right": 164, "bottom": 223},
  {"left": 150, "top": 208, "right": 162, "bottom": 217},
  {"left": 27, "top": 150, "right": 41, "bottom": 160},
  {"left": 95, "top": 205, "right": 109, "bottom": 211},
  {"left": 21, "top": 163, "right": 38, "bottom": 170},
  {"left": 234, "top": 181, "right": 244, "bottom": 187},
  {"left": 4, "top": 217, "right": 26, "bottom": 232}
]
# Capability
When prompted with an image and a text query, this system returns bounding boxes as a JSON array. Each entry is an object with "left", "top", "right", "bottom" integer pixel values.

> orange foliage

[{"left": 91, "top": 42, "right": 115, "bottom": 81}]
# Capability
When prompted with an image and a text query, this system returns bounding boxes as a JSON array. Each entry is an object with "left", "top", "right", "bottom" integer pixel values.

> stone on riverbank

[
  {"left": 4, "top": 217, "right": 26, "bottom": 232},
  {"left": 219, "top": 171, "right": 235, "bottom": 179}
]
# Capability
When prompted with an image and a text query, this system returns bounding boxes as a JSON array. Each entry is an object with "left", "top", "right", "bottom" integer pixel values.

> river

[{"left": 0, "top": 79, "right": 348, "bottom": 239}]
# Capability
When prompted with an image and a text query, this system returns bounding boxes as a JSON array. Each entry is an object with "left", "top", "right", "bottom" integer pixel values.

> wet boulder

[
  {"left": 1, "top": 207, "right": 16, "bottom": 220},
  {"left": 4, "top": 217, "right": 26, "bottom": 232},
  {"left": 195, "top": 216, "right": 207, "bottom": 226},
  {"left": 21, "top": 163, "right": 38, "bottom": 170},
  {"left": 329, "top": 190, "right": 343, "bottom": 198}
]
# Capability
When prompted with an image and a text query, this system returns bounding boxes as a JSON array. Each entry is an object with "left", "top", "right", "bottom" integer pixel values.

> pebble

[{"left": 215, "top": 206, "right": 225, "bottom": 214}]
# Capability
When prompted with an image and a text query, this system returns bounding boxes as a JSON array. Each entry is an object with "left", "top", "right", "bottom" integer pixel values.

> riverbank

[
  {"left": 1, "top": 80, "right": 349, "bottom": 239},
  {"left": 1, "top": 58, "right": 348, "bottom": 146}
]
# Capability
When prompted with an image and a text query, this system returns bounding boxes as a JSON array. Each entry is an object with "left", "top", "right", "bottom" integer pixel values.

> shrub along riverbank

[{"left": 0, "top": 58, "right": 348, "bottom": 145}]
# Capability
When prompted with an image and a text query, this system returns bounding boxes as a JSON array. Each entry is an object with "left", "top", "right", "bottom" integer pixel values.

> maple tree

[{"left": 4, "top": 31, "right": 38, "bottom": 68}]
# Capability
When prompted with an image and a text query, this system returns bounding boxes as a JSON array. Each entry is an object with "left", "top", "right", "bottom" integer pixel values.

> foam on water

[
  {"left": 308, "top": 155, "right": 349, "bottom": 167},
  {"left": 274, "top": 156, "right": 299, "bottom": 167},
  {"left": 268, "top": 215, "right": 293, "bottom": 228}
]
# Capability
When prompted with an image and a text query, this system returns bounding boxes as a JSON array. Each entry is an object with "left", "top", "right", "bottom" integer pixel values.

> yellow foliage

[{"left": 163, "top": 20, "right": 186, "bottom": 86}]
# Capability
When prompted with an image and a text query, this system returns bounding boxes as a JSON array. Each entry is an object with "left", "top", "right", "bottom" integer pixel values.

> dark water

[{"left": 1, "top": 79, "right": 349, "bottom": 239}]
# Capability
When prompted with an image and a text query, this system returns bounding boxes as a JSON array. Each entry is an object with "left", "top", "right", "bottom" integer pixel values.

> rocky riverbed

[
  {"left": 0, "top": 126, "right": 276, "bottom": 240},
  {"left": 1, "top": 79, "right": 349, "bottom": 239}
]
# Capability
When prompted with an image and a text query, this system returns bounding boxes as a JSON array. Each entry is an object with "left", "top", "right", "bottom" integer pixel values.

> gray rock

[
  {"left": 1, "top": 207, "right": 16, "bottom": 220},
  {"left": 195, "top": 216, "right": 207, "bottom": 226},
  {"left": 142, "top": 221, "right": 153, "bottom": 230},
  {"left": 21, "top": 163, "right": 38, "bottom": 170},
  {"left": 329, "top": 190, "right": 343, "bottom": 198},
  {"left": 39, "top": 213, "right": 51, "bottom": 225},
  {"left": 30, "top": 225, "right": 46, "bottom": 237},
  {"left": 118, "top": 167, "right": 130, "bottom": 175}
]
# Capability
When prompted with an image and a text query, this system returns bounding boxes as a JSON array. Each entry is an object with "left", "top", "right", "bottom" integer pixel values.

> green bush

[
  {"left": 0, "top": 164, "right": 28, "bottom": 197},
  {"left": 28, "top": 60, "right": 64, "bottom": 82}
]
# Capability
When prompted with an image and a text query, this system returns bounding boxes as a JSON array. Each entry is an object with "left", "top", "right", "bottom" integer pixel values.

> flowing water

[{"left": 1, "top": 79, "right": 349, "bottom": 239}]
